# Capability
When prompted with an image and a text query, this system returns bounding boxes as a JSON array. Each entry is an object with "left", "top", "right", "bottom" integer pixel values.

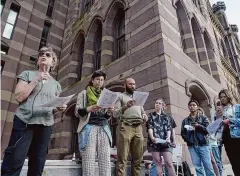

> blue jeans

[
  {"left": 211, "top": 146, "right": 223, "bottom": 176},
  {"left": 188, "top": 146, "right": 215, "bottom": 176},
  {"left": 164, "top": 166, "right": 169, "bottom": 176},
  {"left": 1, "top": 116, "right": 53, "bottom": 176},
  {"left": 149, "top": 162, "right": 156, "bottom": 176}
]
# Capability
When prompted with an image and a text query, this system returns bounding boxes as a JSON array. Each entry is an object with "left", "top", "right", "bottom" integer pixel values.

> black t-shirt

[
  {"left": 88, "top": 110, "right": 109, "bottom": 126},
  {"left": 77, "top": 108, "right": 110, "bottom": 126}
]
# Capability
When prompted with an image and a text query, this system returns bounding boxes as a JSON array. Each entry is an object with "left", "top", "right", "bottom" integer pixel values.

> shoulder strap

[
  {"left": 120, "top": 93, "right": 124, "bottom": 106},
  {"left": 83, "top": 90, "right": 87, "bottom": 107}
]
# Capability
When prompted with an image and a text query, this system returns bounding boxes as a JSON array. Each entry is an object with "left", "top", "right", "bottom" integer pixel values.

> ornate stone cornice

[
  {"left": 220, "top": 56, "right": 238, "bottom": 78},
  {"left": 212, "top": 1, "right": 226, "bottom": 13}
]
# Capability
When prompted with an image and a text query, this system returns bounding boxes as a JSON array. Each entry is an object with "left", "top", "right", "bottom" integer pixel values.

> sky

[{"left": 209, "top": 0, "right": 240, "bottom": 36}]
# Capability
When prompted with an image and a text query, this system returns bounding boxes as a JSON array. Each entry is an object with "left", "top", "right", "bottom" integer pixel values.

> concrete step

[{"left": 18, "top": 160, "right": 146, "bottom": 176}]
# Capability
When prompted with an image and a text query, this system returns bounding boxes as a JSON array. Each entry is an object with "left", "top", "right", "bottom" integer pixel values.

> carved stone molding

[
  {"left": 187, "top": 12, "right": 194, "bottom": 19},
  {"left": 70, "top": 31, "right": 85, "bottom": 54},
  {"left": 105, "top": 80, "right": 125, "bottom": 90},
  {"left": 201, "top": 27, "right": 206, "bottom": 34},
  {"left": 64, "top": 102, "right": 77, "bottom": 116},
  {"left": 213, "top": 96, "right": 220, "bottom": 107},
  {"left": 103, "top": 0, "right": 129, "bottom": 21},
  {"left": 185, "top": 79, "right": 213, "bottom": 107},
  {"left": 172, "top": 0, "right": 178, "bottom": 9}
]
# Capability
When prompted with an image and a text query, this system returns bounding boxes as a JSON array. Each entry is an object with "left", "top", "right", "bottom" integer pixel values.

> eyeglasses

[{"left": 38, "top": 52, "right": 52, "bottom": 58}]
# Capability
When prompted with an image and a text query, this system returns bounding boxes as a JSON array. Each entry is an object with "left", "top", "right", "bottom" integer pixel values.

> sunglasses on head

[{"left": 38, "top": 52, "right": 52, "bottom": 58}]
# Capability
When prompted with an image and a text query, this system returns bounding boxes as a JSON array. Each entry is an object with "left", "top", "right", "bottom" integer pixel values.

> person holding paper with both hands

[
  {"left": 114, "top": 78, "right": 148, "bottom": 176},
  {"left": 1, "top": 47, "right": 67, "bottom": 176},
  {"left": 146, "top": 99, "right": 176, "bottom": 176},
  {"left": 75, "top": 71, "right": 114, "bottom": 176}
]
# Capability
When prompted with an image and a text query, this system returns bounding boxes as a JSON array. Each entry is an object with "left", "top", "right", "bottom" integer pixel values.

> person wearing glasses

[{"left": 1, "top": 47, "right": 67, "bottom": 176}]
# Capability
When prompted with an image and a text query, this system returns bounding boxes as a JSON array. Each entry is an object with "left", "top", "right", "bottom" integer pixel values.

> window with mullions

[
  {"left": 2, "top": 3, "right": 20, "bottom": 39},
  {"left": 0, "top": 0, "right": 6, "bottom": 14},
  {"left": 117, "top": 16, "right": 125, "bottom": 58},
  {"left": 46, "top": 0, "right": 55, "bottom": 17},
  {"left": 1, "top": 44, "right": 9, "bottom": 55},
  {"left": 1, "top": 60, "right": 5, "bottom": 75},
  {"left": 114, "top": 10, "right": 125, "bottom": 60},
  {"left": 39, "top": 21, "right": 52, "bottom": 49}
]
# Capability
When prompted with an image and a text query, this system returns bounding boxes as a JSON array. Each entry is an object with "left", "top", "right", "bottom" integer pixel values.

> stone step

[{"left": 18, "top": 160, "right": 146, "bottom": 176}]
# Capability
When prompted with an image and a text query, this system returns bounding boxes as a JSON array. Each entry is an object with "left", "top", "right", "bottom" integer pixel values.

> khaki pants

[{"left": 117, "top": 123, "right": 144, "bottom": 176}]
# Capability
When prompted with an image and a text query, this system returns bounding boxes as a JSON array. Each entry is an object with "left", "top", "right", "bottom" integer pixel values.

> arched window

[
  {"left": 213, "top": 30, "right": 221, "bottom": 51},
  {"left": 176, "top": 1, "right": 198, "bottom": 62},
  {"left": 94, "top": 23, "right": 102, "bottom": 71},
  {"left": 224, "top": 37, "right": 237, "bottom": 71},
  {"left": 186, "top": 79, "right": 212, "bottom": 119},
  {"left": 78, "top": 38, "right": 85, "bottom": 79},
  {"left": 70, "top": 32, "right": 85, "bottom": 80},
  {"left": 114, "top": 9, "right": 125, "bottom": 60},
  {"left": 221, "top": 40, "right": 228, "bottom": 57},
  {"left": 191, "top": 18, "right": 211, "bottom": 74}
]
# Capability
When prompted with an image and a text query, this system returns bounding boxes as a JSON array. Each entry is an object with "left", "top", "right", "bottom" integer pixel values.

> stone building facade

[{"left": 1, "top": 0, "right": 240, "bottom": 163}]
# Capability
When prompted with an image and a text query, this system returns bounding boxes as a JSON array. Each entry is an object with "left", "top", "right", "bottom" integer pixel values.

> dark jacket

[{"left": 181, "top": 115, "right": 210, "bottom": 146}]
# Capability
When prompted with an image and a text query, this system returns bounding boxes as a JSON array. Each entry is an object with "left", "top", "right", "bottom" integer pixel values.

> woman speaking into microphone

[{"left": 1, "top": 47, "right": 67, "bottom": 176}]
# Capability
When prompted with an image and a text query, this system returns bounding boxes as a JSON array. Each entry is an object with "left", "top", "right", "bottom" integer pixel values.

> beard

[{"left": 126, "top": 86, "right": 135, "bottom": 94}]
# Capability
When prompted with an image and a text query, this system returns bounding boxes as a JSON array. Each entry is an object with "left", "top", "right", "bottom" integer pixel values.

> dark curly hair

[
  {"left": 218, "top": 89, "right": 233, "bottom": 105},
  {"left": 188, "top": 99, "right": 199, "bottom": 106},
  {"left": 86, "top": 71, "right": 106, "bottom": 88}
]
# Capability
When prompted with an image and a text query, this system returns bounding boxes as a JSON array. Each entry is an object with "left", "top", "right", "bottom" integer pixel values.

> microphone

[{"left": 43, "top": 65, "right": 51, "bottom": 84}]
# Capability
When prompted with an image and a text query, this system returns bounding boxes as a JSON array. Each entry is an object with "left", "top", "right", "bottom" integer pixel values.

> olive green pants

[{"left": 117, "top": 123, "right": 144, "bottom": 176}]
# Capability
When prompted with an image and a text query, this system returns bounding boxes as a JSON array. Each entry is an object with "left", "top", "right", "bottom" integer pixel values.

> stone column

[
  {"left": 199, "top": 30, "right": 212, "bottom": 75},
  {"left": 175, "top": 3, "right": 198, "bottom": 63},
  {"left": 191, "top": 18, "right": 211, "bottom": 74},
  {"left": 101, "top": 21, "right": 114, "bottom": 67},
  {"left": 212, "top": 2, "right": 229, "bottom": 30},
  {"left": 81, "top": 32, "right": 95, "bottom": 77}
]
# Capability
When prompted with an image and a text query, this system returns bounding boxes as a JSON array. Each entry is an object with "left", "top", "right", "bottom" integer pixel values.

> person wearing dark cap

[
  {"left": 75, "top": 71, "right": 114, "bottom": 176},
  {"left": 181, "top": 100, "right": 215, "bottom": 176}
]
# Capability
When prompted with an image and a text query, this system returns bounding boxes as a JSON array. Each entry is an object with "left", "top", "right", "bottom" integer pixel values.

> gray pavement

[{"left": 190, "top": 164, "right": 234, "bottom": 176}]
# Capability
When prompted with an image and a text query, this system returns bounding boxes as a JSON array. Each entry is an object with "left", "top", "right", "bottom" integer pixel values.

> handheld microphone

[{"left": 43, "top": 65, "right": 51, "bottom": 84}]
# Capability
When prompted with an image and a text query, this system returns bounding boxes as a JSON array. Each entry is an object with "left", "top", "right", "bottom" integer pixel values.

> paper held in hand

[
  {"left": 184, "top": 125, "right": 195, "bottom": 131},
  {"left": 133, "top": 91, "right": 149, "bottom": 106},
  {"left": 97, "top": 88, "right": 119, "bottom": 108},
  {"left": 155, "top": 138, "right": 167, "bottom": 144},
  {"left": 206, "top": 118, "right": 223, "bottom": 135},
  {"left": 37, "top": 94, "right": 75, "bottom": 108}
]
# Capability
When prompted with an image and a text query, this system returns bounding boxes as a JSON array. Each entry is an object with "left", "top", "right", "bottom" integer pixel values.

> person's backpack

[{"left": 182, "top": 161, "right": 193, "bottom": 176}]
